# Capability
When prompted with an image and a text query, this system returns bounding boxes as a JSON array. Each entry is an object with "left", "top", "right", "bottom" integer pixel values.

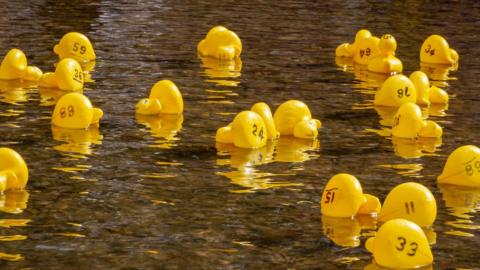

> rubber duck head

[
  {"left": 0, "top": 49, "right": 42, "bottom": 81},
  {"left": 216, "top": 111, "right": 267, "bottom": 149},
  {"left": 251, "top": 102, "right": 279, "bottom": 140},
  {"left": 392, "top": 102, "right": 442, "bottom": 139},
  {"left": 438, "top": 145, "right": 480, "bottom": 187},
  {"left": 52, "top": 92, "right": 103, "bottom": 129},
  {"left": 54, "top": 32, "right": 96, "bottom": 63},
  {"left": 335, "top": 29, "right": 372, "bottom": 58},
  {"left": 353, "top": 35, "right": 380, "bottom": 65},
  {"left": 410, "top": 71, "right": 449, "bottom": 105},
  {"left": 40, "top": 58, "right": 84, "bottom": 91},
  {"left": 320, "top": 173, "right": 381, "bottom": 218},
  {"left": 273, "top": 100, "right": 321, "bottom": 139},
  {"left": 379, "top": 182, "right": 437, "bottom": 227},
  {"left": 149, "top": 80, "right": 183, "bottom": 114},
  {"left": 366, "top": 219, "right": 432, "bottom": 269},
  {"left": 374, "top": 74, "right": 417, "bottom": 107},
  {"left": 420, "top": 35, "right": 458, "bottom": 66},
  {"left": 197, "top": 26, "right": 242, "bottom": 60},
  {"left": 367, "top": 34, "right": 403, "bottom": 74},
  {"left": 409, "top": 71, "right": 431, "bottom": 106},
  {"left": 0, "top": 148, "right": 28, "bottom": 192}
]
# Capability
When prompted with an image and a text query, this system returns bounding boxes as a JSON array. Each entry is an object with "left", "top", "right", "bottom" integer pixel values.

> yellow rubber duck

[
  {"left": 216, "top": 110, "right": 267, "bottom": 149},
  {"left": 420, "top": 35, "right": 458, "bottom": 66},
  {"left": 335, "top": 29, "right": 372, "bottom": 57},
  {"left": 391, "top": 102, "right": 442, "bottom": 139},
  {"left": 273, "top": 100, "right": 321, "bottom": 139},
  {"left": 374, "top": 74, "right": 416, "bottom": 107},
  {"left": 320, "top": 173, "right": 381, "bottom": 218},
  {"left": 0, "top": 49, "right": 42, "bottom": 81},
  {"left": 379, "top": 182, "right": 436, "bottom": 227},
  {"left": 0, "top": 148, "right": 28, "bottom": 192},
  {"left": 135, "top": 80, "right": 183, "bottom": 115},
  {"left": 409, "top": 71, "right": 449, "bottom": 106},
  {"left": 39, "top": 58, "right": 84, "bottom": 91},
  {"left": 51, "top": 92, "right": 103, "bottom": 129},
  {"left": 365, "top": 219, "right": 433, "bottom": 269},
  {"left": 197, "top": 26, "right": 242, "bottom": 60},
  {"left": 367, "top": 34, "right": 403, "bottom": 74},
  {"left": 438, "top": 145, "right": 480, "bottom": 187},
  {"left": 54, "top": 32, "right": 96, "bottom": 64}
]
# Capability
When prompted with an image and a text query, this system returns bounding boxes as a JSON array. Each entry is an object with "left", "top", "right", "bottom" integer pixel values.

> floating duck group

[{"left": 0, "top": 25, "right": 476, "bottom": 269}]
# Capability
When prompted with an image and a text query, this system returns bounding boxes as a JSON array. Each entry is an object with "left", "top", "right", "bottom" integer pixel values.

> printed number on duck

[
  {"left": 324, "top": 188, "right": 338, "bottom": 204},
  {"left": 60, "top": 105, "right": 75, "bottom": 118},
  {"left": 360, "top": 48, "right": 371, "bottom": 58},
  {"left": 73, "top": 68, "right": 83, "bottom": 83},
  {"left": 465, "top": 158, "right": 480, "bottom": 176},
  {"left": 252, "top": 124, "right": 264, "bottom": 140},
  {"left": 424, "top": 44, "right": 435, "bottom": 56},
  {"left": 396, "top": 236, "right": 418, "bottom": 256},
  {"left": 73, "top": 42, "right": 87, "bottom": 55},
  {"left": 397, "top": 87, "right": 411, "bottom": 98}
]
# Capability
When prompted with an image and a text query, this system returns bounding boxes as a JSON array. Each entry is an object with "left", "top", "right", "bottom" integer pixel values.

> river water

[{"left": 0, "top": 1, "right": 479, "bottom": 269}]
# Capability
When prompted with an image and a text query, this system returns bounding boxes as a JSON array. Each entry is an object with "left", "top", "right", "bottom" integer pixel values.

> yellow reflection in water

[
  {"left": 0, "top": 190, "right": 29, "bottom": 214},
  {"left": 335, "top": 57, "right": 388, "bottom": 93},
  {"left": 39, "top": 87, "right": 73, "bottom": 106},
  {"left": 200, "top": 56, "right": 242, "bottom": 104},
  {"left": 321, "top": 215, "right": 377, "bottom": 248},
  {"left": 420, "top": 62, "right": 457, "bottom": 88},
  {"left": 0, "top": 235, "right": 27, "bottom": 241},
  {"left": 377, "top": 163, "right": 424, "bottom": 178},
  {"left": 0, "top": 252, "right": 23, "bottom": 261},
  {"left": 439, "top": 184, "right": 480, "bottom": 236},
  {"left": 136, "top": 114, "right": 183, "bottom": 149},
  {"left": 364, "top": 262, "right": 433, "bottom": 270},
  {"left": 216, "top": 137, "right": 319, "bottom": 193},
  {"left": 52, "top": 126, "right": 102, "bottom": 155},
  {"left": 0, "top": 80, "right": 37, "bottom": 105},
  {"left": 0, "top": 219, "right": 30, "bottom": 228},
  {"left": 391, "top": 137, "right": 442, "bottom": 159}
]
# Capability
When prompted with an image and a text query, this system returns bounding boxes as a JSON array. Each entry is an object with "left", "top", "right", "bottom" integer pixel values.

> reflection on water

[
  {"left": 440, "top": 184, "right": 480, "bottom": 237},
  {"left": 321, "top": 215, "right": 376, "bottom": 248},
  {"left": 38, "top": 87, "right": 71, "bottom": 106},
  {"left": 216, "top": 137, "right": 319, "bottom": 193},
  {"left": 199, "top": 56, "right": 242, "bottom": 104},
  {"left": 0, "top": 218, "right": 29, "bottom": 262},
  {"left": 0, "top": 190, "right": 29, "bottom": 214},
  {"left": 420, "top": 63, "right": 457, "bottom": 88},
  {"left": 50, "top": 125, "right": 102, "bottom": 178},
  {"left": 335, "top": 57, "right": 388, "bottom": 94},
  {"left": 136, "top": 114, "right": 183, "bottom": 149}
]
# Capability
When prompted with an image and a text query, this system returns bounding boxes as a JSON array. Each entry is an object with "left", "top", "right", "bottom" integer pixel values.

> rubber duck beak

[
  {"left": 91, "top": 108, "right": 103, "bottom": 126},
  {"left": 216, "top": 125, "right": 234, "bottom": 144},
  {"left": 53, "top": 44, "right": 60, "bottom": 55},
  {"left": 450, "top": 49, "right": 459, "bottom": 63},
  {"left": 365, "top": 237, "right": 376, "bottom": 253},
  {"left": 314, "top": 119, "right": 322, "bottom": 129},
  {"left": 429, "top": 86, "right": 449, "bottom": 104},
  {"left": 358, "top": 193, "right": 382, "bottom": 215},
  {"left": 218, "top": 46, "right": 236, "bottom": 60},
  {"left": 24, "top": 66, "right": 43, "bottom": 81},
  {"left": 419, "top": 120, "right": 443, "bottom": 138}
]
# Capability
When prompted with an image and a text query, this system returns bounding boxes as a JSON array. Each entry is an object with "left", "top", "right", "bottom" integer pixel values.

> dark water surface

[{"left": 0, "top": 1, "right": 479, "bottom": 269}]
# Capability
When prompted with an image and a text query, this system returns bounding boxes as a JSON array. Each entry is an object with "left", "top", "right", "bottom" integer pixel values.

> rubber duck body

[
  {"left": 366, "top": 219, "right": 433, "bottom": 269},
  {"left": 367, "top": 34, "right": 403, "bottom": 74},
  {"left": 374, "top": 74, "right": 416, "bottom": 107},
  {"left": 54, "top": 32, "right": 96, "bottom": 64},
  {"left": 51, "top": 92, "right": 103, "bottom": 129},
  {"left": 438, "top": 145, "right": 480, "bottom": 187},
  {"left": 320, "top": 173, "right": 381, "bottom": 218},
  {"left": 379, "top": 182, "right": 437, "bottom": 227},
  {"left": 420, "top": 35, "right": 458, "bottom": 66},
  {"left": 392, "top": 102, "right": 442, "bottom": 139},
  {"left": 0, "top": 148, "right": 28, "bottom": 192},
  {"left": 39, "top": 58, "right": 84, "bottom": 91},
  {"left": 197, "top": 26, "right": 242, "bottom": 60},
  {"left": 216, "top": 110, "right": 267, "bottom": 149},
  {"left": 336, "top": 29, "right": 371, "bottom": 57},
  {"left": 135, "top": 80, "right": 183, "bottom": 115},
  {"left": 0, "top": 49, "right": 42, "bottom": 81},
  {"left": 273, "top": 100, "right": 321, "bottom": 139},
  {"left": 409, "top": 71, "right": 449, "bottom": 105}
]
